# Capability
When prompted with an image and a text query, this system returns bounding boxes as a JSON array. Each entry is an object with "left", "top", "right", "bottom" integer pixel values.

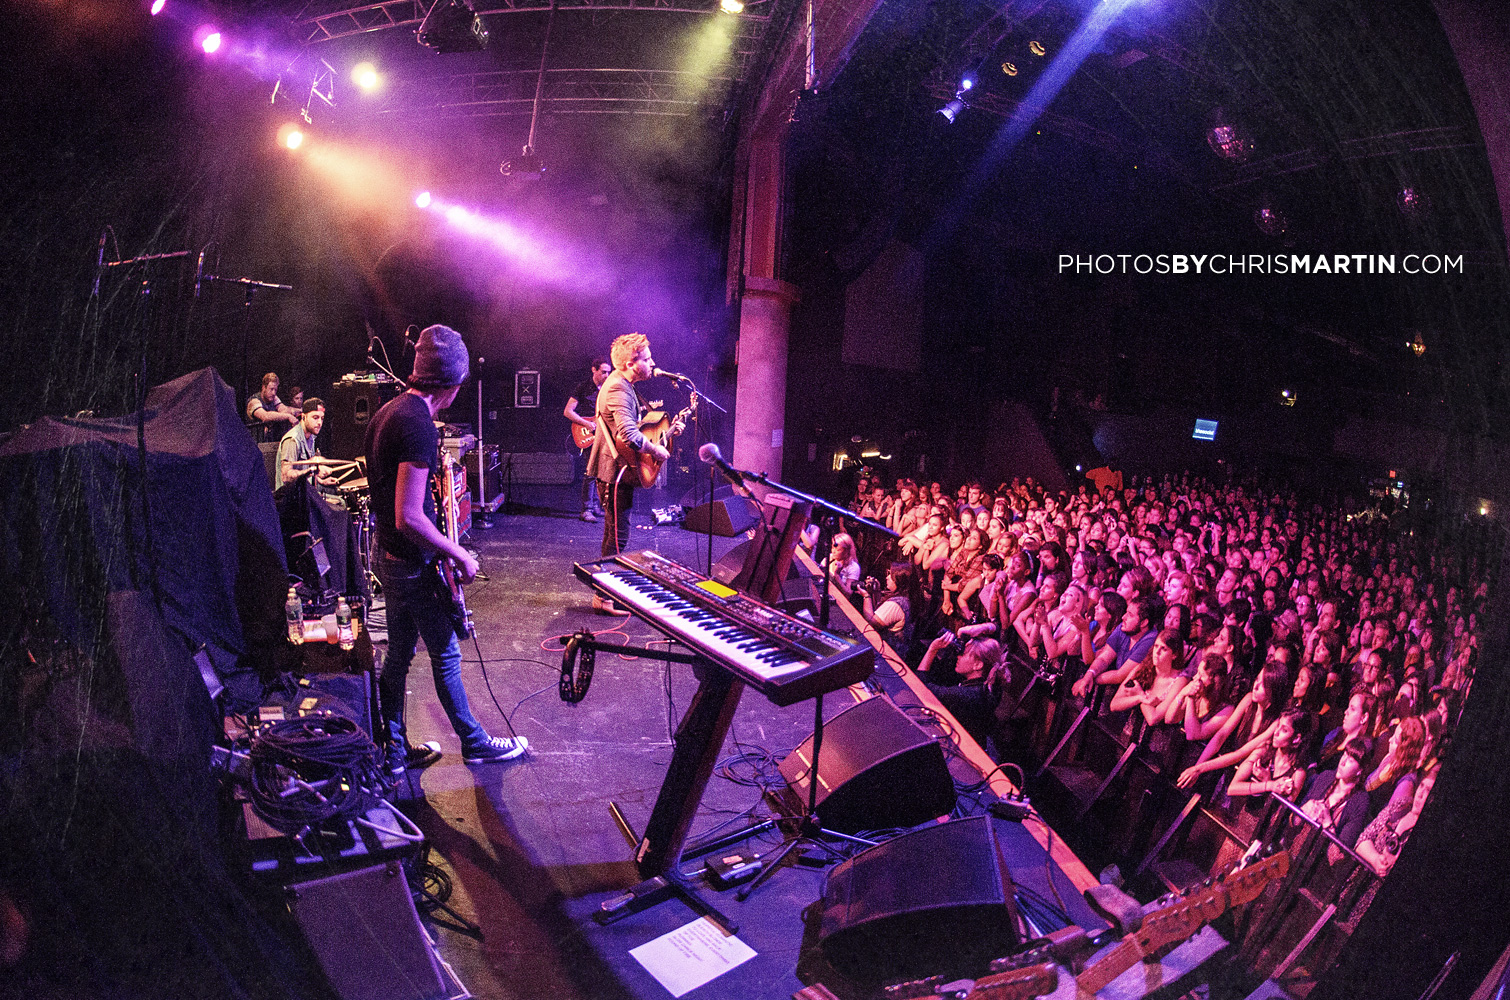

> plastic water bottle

[
  {"left": 336, "top": 597, "right": 355, "bottom": 651},
  {"left": 285, "top": 587, "right": 304, "bottom": 645}
]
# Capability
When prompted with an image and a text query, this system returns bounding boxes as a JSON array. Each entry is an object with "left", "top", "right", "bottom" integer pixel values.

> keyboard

[{"left": 574, "top": 550, "right": 874, "bottom": 706}]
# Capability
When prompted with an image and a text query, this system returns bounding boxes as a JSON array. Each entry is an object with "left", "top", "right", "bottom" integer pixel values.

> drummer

[{"left": 278, "top": 397, "right": 341, "bottom": 497}]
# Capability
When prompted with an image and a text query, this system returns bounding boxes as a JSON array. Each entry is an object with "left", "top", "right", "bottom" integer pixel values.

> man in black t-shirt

[
  {"left": 366, "top": 324, "right": 527, "bottom": 774},
  {"left": 563, "top": 357, "right": 611, "bottom": 522}
]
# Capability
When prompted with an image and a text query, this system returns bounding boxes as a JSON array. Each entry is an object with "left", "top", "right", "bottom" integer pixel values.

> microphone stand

[
  {"left": 196, "top": 271, "right": 294, "bottom": 409},
  {"left": 728, "top": 467, "right": 897, "bottom": 902}
]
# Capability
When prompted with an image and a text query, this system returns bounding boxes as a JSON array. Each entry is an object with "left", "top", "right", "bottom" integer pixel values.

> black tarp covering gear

[{"left": 0, "top": 366, "right": 288, "bottom": 717}]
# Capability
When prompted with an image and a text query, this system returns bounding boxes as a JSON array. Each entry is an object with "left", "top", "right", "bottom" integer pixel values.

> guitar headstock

[
  {"left": 1221, "top": 848, "right": 1291, "bottom": 907},
  {"left": 1132, "top": 848, "right": 1290, "bottom": 952}
]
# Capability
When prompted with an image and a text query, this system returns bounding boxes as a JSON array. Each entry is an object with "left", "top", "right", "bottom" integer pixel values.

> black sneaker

[
  {"left": 462, "top": 735, "right": 529, "bottom": 764},
  {"left": 385, "top": 744, "right": 407, "bottom": 778},
  {"left": 407, "top": 744, "right": 443, "bottom": 769}
]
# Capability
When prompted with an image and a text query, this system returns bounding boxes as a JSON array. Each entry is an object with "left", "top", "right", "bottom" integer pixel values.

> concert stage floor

[{"left": 384, "top": 483, "right": 850, "bottom": 1000}]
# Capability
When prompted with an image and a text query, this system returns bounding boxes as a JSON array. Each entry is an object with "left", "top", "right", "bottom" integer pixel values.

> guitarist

[
  {"left": 564, "top": 356, "right": 611, "bottom": 523},
  {"left": 366, "top": 324, "right": 528, "bottom": 774},
  {"left": 586, "top": 332, "right": 681, "bottom": 614}
]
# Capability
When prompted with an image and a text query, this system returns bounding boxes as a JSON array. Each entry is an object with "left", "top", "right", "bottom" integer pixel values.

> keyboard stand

[{"left": 558, "top": 633, "right": 745, "bottom": 929}]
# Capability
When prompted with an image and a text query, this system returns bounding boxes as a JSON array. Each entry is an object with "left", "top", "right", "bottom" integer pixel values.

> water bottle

[
  {"left": 285, "top": 586, "right": 304, "bottom": 645},
  {"left": 336, "top": 597, "right": 355, "bottom": 651}
]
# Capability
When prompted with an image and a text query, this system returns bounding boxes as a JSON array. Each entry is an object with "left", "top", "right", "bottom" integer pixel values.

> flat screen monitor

[{"left": 1193, "top": 419, "right": 1218, "bottom": 441}]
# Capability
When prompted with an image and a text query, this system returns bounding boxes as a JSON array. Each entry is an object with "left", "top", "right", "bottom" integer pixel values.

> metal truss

[
  {"left": 382, "top": 66, "right": 736, "bottom": 116},
  {"left": 295, "top": 0, "right": 770, "bottom": 44}
]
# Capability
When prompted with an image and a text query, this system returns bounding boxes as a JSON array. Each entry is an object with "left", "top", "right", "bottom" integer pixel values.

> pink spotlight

[
  {"left": 150, "top": 0, "right": 166, "bottom": 14},
  {"left": 414, "top": 191, "right": 432, "bottom": 209},
  {"left": 201, "top": 30, "right": 223, "bottom": 54}
]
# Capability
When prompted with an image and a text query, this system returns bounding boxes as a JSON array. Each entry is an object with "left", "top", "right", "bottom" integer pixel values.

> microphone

[
  {"left": 653, "top": 367, "right": 690, "bottom": 384},
  {"left": 194, "top": 249, "right": 205, "bottom": 299},
  {"left": 697, "top": 443, "right": 750, "bottom": 495}
]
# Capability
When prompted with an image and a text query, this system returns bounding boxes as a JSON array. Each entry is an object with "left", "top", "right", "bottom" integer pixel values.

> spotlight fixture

[
  {"left": 1001, "top": 61, "right": 1018, "bottom": 77},
  {"left": 352, "top": 62, "right": 380, "bottom": 90},
  {"left": 1280, "top": 389, "right": 1296, "bottom": 407},
  {"left": 1205, "top": 107, "right": 1252, "bottom": 162},
  {"left": 196, "top": 26, "right": 223, "bottom": 53},
  {"left": 415, "top": 191, "right": 433, "bottom": 209},
  {"left": 150, "top": 0, "right": 166, "bottom": 14},
  {"left": 1397, "top": 185, "right": 1431, "bottom": 219},
  {"left": 1408, "top": 331, "right": 1426, "bottom": 357},
  {"left": 500, "top": 144, "right": 545, "bottom": 178},
  {"left": 276, "top": 123, "right": 305, "bottom": 150},
  {"left": 961, "top": 76, "right": 974, "bottom": 91},
  {"left": 418, "top": 0, "right": 489, "bottom": 53},
  {"left": 1253, "top": 196, "right": 1287, "bottom": 236},
  {"left": 938, "top": 95, "right": 967, "bottom": 123},
  {"left": 1029, "top": 39, "right": 1046, "bottom": 56},
  {"left": 720, "top": 0, "right": 745, "bottom": 12}
]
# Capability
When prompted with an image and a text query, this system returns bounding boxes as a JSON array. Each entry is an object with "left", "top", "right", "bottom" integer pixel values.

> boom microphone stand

[{"left": 721, "top": 467, "right": 895, "bottom": 901}]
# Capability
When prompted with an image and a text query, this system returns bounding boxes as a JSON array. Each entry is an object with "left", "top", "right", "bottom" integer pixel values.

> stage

[{"left": 377, "top": 482, "right": 1097, "bottom": 1000}]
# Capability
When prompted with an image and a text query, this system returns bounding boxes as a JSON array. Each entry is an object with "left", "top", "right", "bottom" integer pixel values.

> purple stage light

[
  {"left": 150, "top": 0, "right": 166, "bottom": 15},
  {"left": 414, "top": 191, "right": 432, "bottom": 209},
  {"left": 195, "top": 27, "right": 223, "bottom": 53}
]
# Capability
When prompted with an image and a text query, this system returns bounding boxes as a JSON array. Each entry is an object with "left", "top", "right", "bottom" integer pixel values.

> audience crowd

[{"left": 825, "top": 467, "right": 1486, "bottom": 901}]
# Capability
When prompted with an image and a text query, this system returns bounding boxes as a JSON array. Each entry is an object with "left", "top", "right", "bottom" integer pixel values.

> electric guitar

[
  {"left": 433, "top": 450, "right": 474, "bottom": 639},
  {"left": 571, "top": 421, "right": 596, "bottom": 450},
  {"left": 895, "top": 848, "right": 1291, "bottom": 1000},
  {"left": 614, "top": 393, "right": 696, "bottom": 489}
]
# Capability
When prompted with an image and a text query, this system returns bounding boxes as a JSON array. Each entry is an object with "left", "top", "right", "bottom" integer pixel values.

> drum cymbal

[{"left": 338, "top": 477, "right": 369, "bottom": 493}]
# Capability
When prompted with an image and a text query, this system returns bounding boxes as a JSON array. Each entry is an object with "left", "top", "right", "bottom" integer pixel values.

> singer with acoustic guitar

[
  {"left": 365, "top": 324, "right": 528, "bottom": 772},
  {"left": 585, "top": 332, "right": 686, "bottom": 614}
]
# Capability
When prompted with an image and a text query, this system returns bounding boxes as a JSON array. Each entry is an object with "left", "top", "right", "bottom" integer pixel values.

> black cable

[{"left": 247, "top": 715, "right": 386, "bottom": 834}]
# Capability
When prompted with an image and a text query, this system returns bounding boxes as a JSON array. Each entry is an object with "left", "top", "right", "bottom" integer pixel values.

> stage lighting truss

[
  {"left": 380, "top": 67, "right": 738, "bottom": 117},
  {"left": 296, "top": 0, "right": 770, "bottom": 45},
  {"left": 271, "top": 55, "right": 340, "bottom": 123}
]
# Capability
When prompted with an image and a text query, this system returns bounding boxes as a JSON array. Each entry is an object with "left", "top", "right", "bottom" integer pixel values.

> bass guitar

[
  {"left": 613, "top": 394, "right": 696, "bottom": 489},
  {"left": 432, "top": 449, "right": 474, "bottom": 639}
]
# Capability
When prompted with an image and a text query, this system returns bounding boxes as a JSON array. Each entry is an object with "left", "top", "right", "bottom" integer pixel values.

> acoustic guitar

[{"left": 612, "top": 394, "right": 696, "bottom": 489}]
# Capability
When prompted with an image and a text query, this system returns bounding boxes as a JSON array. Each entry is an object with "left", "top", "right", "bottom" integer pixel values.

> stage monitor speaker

[
  {"left": 322, "top": 380, "right": 403, "bottom": 460},
  {"left": 682, "top": 491, "right": 761, "bottom": 537},
  {"left": 777, "top": 695, "right": 955, "bottom": 834},
  {"left": 287, "top": 861, "right": 451, "bottom": 1000},
  {"left": 818, "top": 815, "right": 1021, "bottom": 982}
]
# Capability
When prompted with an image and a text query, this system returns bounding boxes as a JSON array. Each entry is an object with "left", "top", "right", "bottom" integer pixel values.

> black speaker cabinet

[
  {"left": 777, "top": 695, "right": 955, "bottom": 833},
  {"left": 818, "top": 815, "right": 1021, "bottom": 982},
  {"left": 287, "top": 861, "right": 451, "bottom": 1000},
  {"left": 322, "top": 380, "right": 403, "bottom": 460},
  {"left": 683, "top": 492, "right": 761, "bottom": 536}
]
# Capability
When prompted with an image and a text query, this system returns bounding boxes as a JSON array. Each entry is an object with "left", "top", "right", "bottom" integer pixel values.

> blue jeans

[{"left": 377, "top": 553, "right": 487, "bottom": 751}]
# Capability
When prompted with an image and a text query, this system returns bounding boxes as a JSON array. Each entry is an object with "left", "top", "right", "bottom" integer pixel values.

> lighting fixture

[
  {"left": 1397, "top": 186, "right": 1431, "bottom": 219},
  {"left": 150, "top": 0, "right": 166, "bottom": 14},
  {"left": 1029, "top": 39, "right": 1046, "bottom": 56},
  {"left": 1205, "top": 107, "right": 1252, "bottom": 162},
  {"left": 939, "top": 96, "right": 967, "bottom": 123},
  {"left": 197, "top": 27, "right": 223, "bottom": 53},
  {"left": 1408, "top": 332, "right": 1426, "bottom": 357},
  {"left": 501, "top": 144, "right": 545, "bottom": 178},
  {"left": 276, "top": 123, "right": 305, "bottom": 149},
  {"left": 1001, "top": 61, "right": 1018, "bottom": 76},
  {"left": 720, "top": 0, "right": 745, "bottom": 12},
  {"left": 418, "top": 0, "right": 489, "bottom": 53},
  {"left": 961, "top": 76, "right": 974, "bottom": 90},
  {"left": 352, "top": 62, "right": 380, "bottom": 90},
  {"left": 1253, "top": 197, "right": 1287, "bottom": 236},
  {"left": 415, "top": 191, "right": 433, "bottom": 209}
]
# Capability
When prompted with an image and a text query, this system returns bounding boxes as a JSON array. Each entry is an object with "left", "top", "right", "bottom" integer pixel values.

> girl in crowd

[
  {"left": 1298, "top": 744, "right": 1373, "bottom": 864},
  {"left": 1166, "top": 653, "right": 1237, "bottom": 743},
  {"left": 1364, "top": 715, "right": 1426, "bottom": 821},
  {"left": 940, "top": 528, "right": 987, "bottom": 619},
  {"left": 858, "top": 561, "right": 924, "bottom": 661},
  {"left": 1355, "top": 764, "right": 1439, "bottom": 877},
  {"left": 1111, "top": 628, "right": 1187, "bottom": 724},
  {"left": 826, "top": 532, "right": 862, "bottom": 597},
  {"left": 1177, "top": 656, "right": 1295, "bottom": 789},
  {"left": 1225, "top": 706, "right": 1314, "bottom": 805},
  {"left": 994, "top": 551, "right": 1039, "bottom": 633},
  {"left": 1316, "top": 690, "right": 1377, "bottom": 773}
]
